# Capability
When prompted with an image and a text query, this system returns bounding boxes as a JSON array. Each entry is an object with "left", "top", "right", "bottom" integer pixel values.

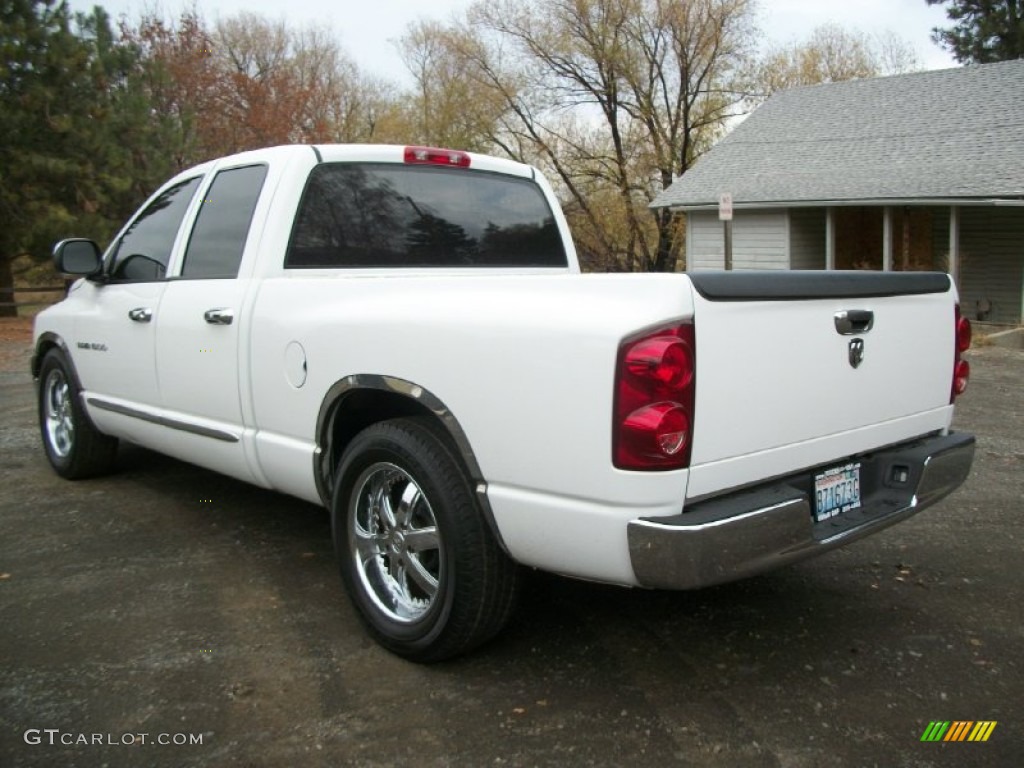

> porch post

[
  {"left": 825, "top": 207, "right": 835, "bottom": 270},
  {"left": 948, "top": 205, "right": 960, "bottom": 288},
  {"left": 882, "top": 206, "right": 893, "bottom": 271}
]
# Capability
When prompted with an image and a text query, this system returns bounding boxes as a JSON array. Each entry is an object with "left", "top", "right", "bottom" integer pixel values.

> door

[
  {"left": 154, "top": 163, "right": 269, "bottom": 482},
  {"left": 74, "top": 176, "right": 203, "bottom": 412}
]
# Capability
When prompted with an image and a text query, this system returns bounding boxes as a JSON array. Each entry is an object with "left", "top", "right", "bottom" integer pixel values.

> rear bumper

[{"left": 627, "top": 431, "right": 975, "bottom": 589}]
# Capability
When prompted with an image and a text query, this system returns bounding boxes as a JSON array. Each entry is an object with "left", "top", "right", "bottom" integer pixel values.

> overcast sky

[{"left": 71, "top": 0, "right": 959, "bottom": 84}]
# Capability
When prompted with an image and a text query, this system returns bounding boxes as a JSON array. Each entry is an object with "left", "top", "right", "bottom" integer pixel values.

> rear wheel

[
  {"left": 37, "top": 349, "right": 118, "bottom": 479},
  {"left": 333, "top": 418, "right": 520, "bottom": 662}
]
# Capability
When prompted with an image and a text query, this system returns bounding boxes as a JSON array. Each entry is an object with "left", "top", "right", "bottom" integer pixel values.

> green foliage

[
  {"left": 927, "top": 0, "right": 1024, "bottom": 63},
  {"left": 0, "top": 0, "right": 174, "bottom": 305}
]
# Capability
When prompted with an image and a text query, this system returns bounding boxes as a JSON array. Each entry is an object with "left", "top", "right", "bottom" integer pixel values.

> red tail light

[
  {"left": 614, "top": 323, "right": 696, "bottom": 470},
  {"left": 953, "top": 359, "right": 970, "bottom": 397},
  {"left": 951, "top": 304, "right": 971, "bottom": 402},
  {"left": 956, "top": 312, "right": 972, "bottom": 354},
  {"left": 404, "top": 146, "right": 471, "bottom": 168}
]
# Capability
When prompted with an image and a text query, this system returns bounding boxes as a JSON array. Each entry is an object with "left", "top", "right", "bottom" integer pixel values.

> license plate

[{"left": 813, "top": 462, "right": 862, "bottom": 522}]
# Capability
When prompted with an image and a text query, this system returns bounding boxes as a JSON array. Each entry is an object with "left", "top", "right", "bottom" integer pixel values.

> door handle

[
  {"left": 128, "top": 307, "right": 152, "bottom": 323},
  {"left": 204, "top": 308, "right": 234, "bottom": 325},
  {"left": 834, "top": 310, "right": 874, "bottom": 335}
]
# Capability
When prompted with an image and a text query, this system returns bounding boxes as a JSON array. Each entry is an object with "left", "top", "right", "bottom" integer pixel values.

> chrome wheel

[
  {"left": 36, "top": 349, "right": 118, "bottom": 479},
  {"left": 334, "top": 419, "right": 521, "bottom": 661},
  {"left": 43, "top": 369, "right": 75, "bottom": 458},
  {"left": 349, "top": 462, "right": 442, "bottom": 623}
]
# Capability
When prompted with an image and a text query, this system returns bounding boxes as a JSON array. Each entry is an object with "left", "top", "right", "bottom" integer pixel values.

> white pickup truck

[{"left": 33, "top": 144, "right": 975, "bottom": 661}]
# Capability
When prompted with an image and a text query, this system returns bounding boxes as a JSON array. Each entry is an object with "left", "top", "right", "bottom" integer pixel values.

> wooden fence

[{"left": 0, "top": 285, "right": 68, "bottom": 310}]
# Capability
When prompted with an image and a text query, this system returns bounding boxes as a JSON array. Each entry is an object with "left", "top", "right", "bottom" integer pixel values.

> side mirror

[
  {"left": 53, "top": 239, "right": 102, "bottom": 276},
  {"left": 112, "top": 253, "right": 166, "bottom": 281}
]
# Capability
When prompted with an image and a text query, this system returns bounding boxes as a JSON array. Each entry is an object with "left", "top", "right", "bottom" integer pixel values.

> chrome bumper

[{"left": 628, "top": 432, "right": 975, "bottom": 590}]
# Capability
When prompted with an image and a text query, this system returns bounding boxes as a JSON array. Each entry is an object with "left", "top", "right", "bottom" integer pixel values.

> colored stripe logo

[{"left": 920, "top": 721, "right": 997, "bottom": 742}]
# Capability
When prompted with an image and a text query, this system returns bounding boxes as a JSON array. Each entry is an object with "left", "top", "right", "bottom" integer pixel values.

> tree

[
  {"left": 124, "top": 10, "right": 403, "bottom": 168},
  {"left": 405, "top": 0, "right": 757, "bottom": 273},
  {"left": 123, "top": 11, "right": 224, "bottom": 169},
  {"left": 0, "top": 0, "right": 172, "bottom": 312},
  {"left": 291, "top": 26, "right": 401, "bottom": 143},
  {"left": 927, "top": 0, "right": 1024, "bottom": 63},
  {"left": 398, "top": 20, "right": 507, "bottom": 151},
  {"left": 750, "top": 24, "right": 920, "bottom": 100}
]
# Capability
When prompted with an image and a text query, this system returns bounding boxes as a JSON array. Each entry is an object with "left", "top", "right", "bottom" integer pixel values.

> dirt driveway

[{"left": 1, "top": 320, "right": 1021, "bottom": 767}]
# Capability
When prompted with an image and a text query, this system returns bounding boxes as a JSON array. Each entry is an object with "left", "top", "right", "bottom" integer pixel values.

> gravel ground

[{"left": 1, "top": 322, "right": 1021, "bottom": 767}]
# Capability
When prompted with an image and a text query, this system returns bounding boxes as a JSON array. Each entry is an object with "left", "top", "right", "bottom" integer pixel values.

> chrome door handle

[
  {"left": 204, "top": 308, "right": 234, "bottom": 325},
  {"left": 834, "top": 310, "right": 874, "bottom": 335},
  {"left": 128, "top": 307, "right": 152, "bottom": 323}
]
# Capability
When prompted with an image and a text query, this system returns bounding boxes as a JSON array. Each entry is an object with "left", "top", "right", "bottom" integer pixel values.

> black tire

[
  {"left": 332, "top": 417, "right": 520, "bottom": 662},
  {"left": 37, "top": 349, "right": 118, "bottom": 479}
]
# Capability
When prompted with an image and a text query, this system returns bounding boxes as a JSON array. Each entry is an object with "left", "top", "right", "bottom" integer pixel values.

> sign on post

[
  {"left": 718, "top": 193, "right": 733, "bottom": 221},
  {"left": 719, "top": 193, "right": 733, "bottom": 270}
]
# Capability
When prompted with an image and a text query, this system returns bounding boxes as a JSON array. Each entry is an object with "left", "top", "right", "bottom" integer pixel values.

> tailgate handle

[{"left": 834, "top": 310, "right": 874, "bottom": 335}]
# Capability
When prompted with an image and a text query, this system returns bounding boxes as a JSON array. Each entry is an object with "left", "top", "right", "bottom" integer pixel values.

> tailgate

[{"left": 685, "top": 271, "right": 957, "bottom": 498}]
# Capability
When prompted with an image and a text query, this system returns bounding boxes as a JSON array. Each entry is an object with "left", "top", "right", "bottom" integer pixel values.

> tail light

[
  {"left": 404, "top": 146, "right": 471, "bottom": 168},
  {"left": 614, "top": 323, "right": 696, "bottom": 470},
  {"left": 951, "top": 304, "right": 971, "bottom": 402}
]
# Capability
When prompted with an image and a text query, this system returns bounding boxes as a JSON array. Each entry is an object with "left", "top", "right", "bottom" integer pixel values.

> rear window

[{"left": 285, "top": 163, "right": 567, "bottom": 268}]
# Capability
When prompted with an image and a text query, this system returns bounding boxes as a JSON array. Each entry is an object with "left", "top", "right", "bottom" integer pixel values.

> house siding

[
  {"left": 688, "top": 212, "right": 723, "bottom": 269},
  {"left": 958, "top": 207, "right": 1024, "bottom": 324},
  {"left": 686, "top": 210, "right": 788, "bottom": 270},
  {"left": 789, "top": 208, "right": 826, "bottom": 269}
]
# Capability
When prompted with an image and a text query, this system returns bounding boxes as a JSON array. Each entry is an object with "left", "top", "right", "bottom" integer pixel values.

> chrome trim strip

[
  {"left": 313, "top": 374, "right": 484, "bottom": 503},
  {"left": 631, "top": 499, "right": 803, "bottom": 533},
  {"left": 312, "top": 374, "right": 508, "bottom": 552},
  {"left": 86, "top": 397, "right": 240, "bottom": 443}
]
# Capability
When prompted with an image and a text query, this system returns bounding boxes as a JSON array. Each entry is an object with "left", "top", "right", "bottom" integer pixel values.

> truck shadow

[{"left": 111, "top": 441, "right": 907, "bottom": 676}]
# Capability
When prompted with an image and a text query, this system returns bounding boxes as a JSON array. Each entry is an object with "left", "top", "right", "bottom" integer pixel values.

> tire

[
  {"left": 332, "top": 417, "right": 520, "bottom": 662},
  {"left": 37, "top": 349, "right": 118, "bottom": 479}
]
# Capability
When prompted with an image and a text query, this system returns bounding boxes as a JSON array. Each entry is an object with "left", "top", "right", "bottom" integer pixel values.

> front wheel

[
  {"left": 333, "top": 418, "right": 520, "bottom": 662},
  {"left": 37, "top": 349, "right": 118, "bottom": 479}
]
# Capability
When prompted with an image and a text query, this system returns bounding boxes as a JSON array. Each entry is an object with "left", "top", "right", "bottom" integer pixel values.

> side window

[
  {"left": 285, "top": 163, "right": 567, "bottom": 269},
  {"left": 109, "top": 176, "right": 202, "bottom": 282},
  {"left": 182, "top": 164, "right": 269, "bottom": 279}
]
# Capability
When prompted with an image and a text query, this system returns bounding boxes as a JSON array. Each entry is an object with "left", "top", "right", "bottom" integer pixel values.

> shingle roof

[{"left": 651, "top": 59, "right": 1024, "bottom": 208}]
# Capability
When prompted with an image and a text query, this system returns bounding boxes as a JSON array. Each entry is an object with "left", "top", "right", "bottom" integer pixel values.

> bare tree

[
  {"left": 875, "top": 30, "right": 922, "bottom": 75},
  {"left": 751, "top": 24, "right": 921, "bottom": 101},
  {"left": 405, "top": 0, "right": 756, "bottom": 272},
  {"left": 399, "top": 20, "right": 508, "bottom": 151}
]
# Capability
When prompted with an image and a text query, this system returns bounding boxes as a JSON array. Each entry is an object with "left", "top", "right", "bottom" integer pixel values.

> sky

[{"left": 71, "top": 0, "right": 959, "bottom": 84}]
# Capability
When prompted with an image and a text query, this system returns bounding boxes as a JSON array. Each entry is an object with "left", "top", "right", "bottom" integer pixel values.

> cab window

[
  {"left": 181, "top": 165, "right": 268, "bottom": 279},
  {"left": 109, "top": 176, "right": 202, "bottom": 282}
]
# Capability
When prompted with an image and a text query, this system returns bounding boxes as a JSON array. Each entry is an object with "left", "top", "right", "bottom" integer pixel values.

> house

[{"left": 651, "top": 59, "right": 1024, "bottom": 325}]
